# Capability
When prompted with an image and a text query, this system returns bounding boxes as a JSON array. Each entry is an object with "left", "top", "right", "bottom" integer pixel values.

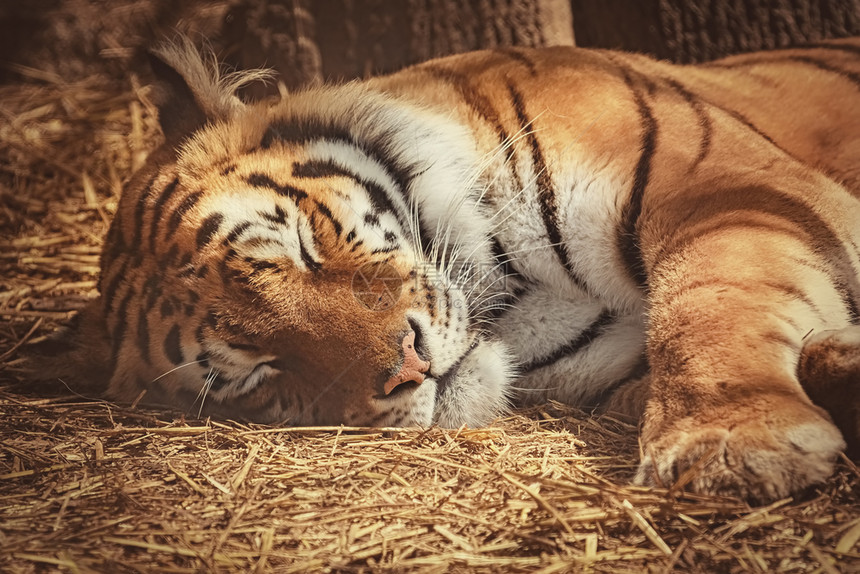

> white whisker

[
  {"left": 151, "top": 360, "right": 207, "bottom": 383},
  {"left": 194, "top": 367, "right": 219, "bottom": 418}
]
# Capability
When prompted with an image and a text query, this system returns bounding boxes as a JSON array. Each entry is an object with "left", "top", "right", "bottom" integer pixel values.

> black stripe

[
  {"left": 160, "top": 243, "right": 179, "bottom": 268},
  {"left": 246, "top": 173, "right": 308, "bottom": 203},
  {"left": 481, "top": 237, "right": 528, "bottom": 319},
  {"left": 196, "top": 213, "right": 224, "bottom": 248},
  {"left": 219, "top": 248, "right": 237, "bottom": 279},
  {"left": 130, "top": 173, "right": 159, "bottom": 266},
  {"left": 208, "top": 373, "right": 231, "bottom": 392},
  {"left": 262, "top": 119, "right": 353, "bottom": 150},
  {"left": 176, "top": 251, "right": 192, "bottom": 271},
  {"left": 294, "top": 158, "right": 406, "bottom": 230},
  {"left": 102, "top": 259, "right": 129, "bottom": 314},
  {"left": 109, "top": 286, "right": 136, "bottom": 371},
  {"left": 370, "top": 245, "right": 401, "bottom": 255},
  {"left": 293, "top": 158, "right": 355, "bottom": 179},
  {"left": 672, "top": 277, "right": 823, "bottom": 320},
  {"left": 194, "top": 323, "right": 206, "bottom": 345},
  {"left": 421, "top": 66, "right": 512, "bottom": 156},
  {"left": 786, "top": 55, "right": 860, "bottom": 91},
  {"left": 507, "top": 81, "right": 592, "bottom": 294},
  {"left": 617, "top": 69, "right": 657, "bottom": 288},
  {"left": 658, "top": 185, "right": 860, "bottom": 323},
  {"left": 293, "top": 160, "right": 409, "bottom": 231},
  {"left": 149, "top": 177, "right": 179, "bottom": 252},
  {"left": 249, "top": 259, "right": 278, "bottom": 272},
  {"left": 204, "top": 310, "right": 218, "bottom": 329},
  {"left": 227, "top": 341, "right": 260, "bottom": 352},
  {"left": 419, "top": 65, "right": 522, "bottom": 201},
  {"left": 662, "top": 77, "right": 711, "bottom": 172},
  {"left": 260, "top": 119, "right": 415, "bottom": 209},
  {"left": 678, "top": 67, "right": 792, "bottom": 158},
  {"left": 298, "top": 234, "right": 322, "bottom": 272},
  {"left": 164, "top": 324, "right": 183, "bottom": 365},
  {"left": 160, "top": 298, "right": 175, "bottom": 318},
  {"left": 433, "top": 339, "right": 481, "bottom": 401},
  {"left": 224, "top": 221, "right": 253, "bottom": 245},
  {"left": 259, "top": 205, "right": 289, "bottom": 226},
  {"left": 359, "top": 178, "right": 405, "bottom": 225},
  {"left": 489, "top": 237, "right": 511, "bottom": 272},
  {"left": 494, "top": 47, "right": 538, "bottom": 75},
  {"left": 721, "top": 107, "right": 782, "bottom": 149},
  {"left": 365, "top": 408, "right": 395, "bottom": 426},
  {"left": 418, "top": 65, "right": 526, "bottom": 256},
  {"left": 707, "top": 54, "right": 860, "bottom": 92},
  {"left": 314, "top": 201, "right": 342, "bottom": 236},
  {"left": 166, "top": 191, "right": 203, "bottom": 237},
  {"left": 521, "top": 309, "right": 617, "bottom": 373},
  {"left": 195, "top": 351, "right": 211, "bottom": 370}
]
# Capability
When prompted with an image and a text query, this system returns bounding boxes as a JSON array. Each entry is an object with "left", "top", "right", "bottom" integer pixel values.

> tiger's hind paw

[
  {"left": 800, "top": 326, "right": 860, "bottom": 455},
  {"left": 635, "top": 397, "right": 845, "bottom": 502}
]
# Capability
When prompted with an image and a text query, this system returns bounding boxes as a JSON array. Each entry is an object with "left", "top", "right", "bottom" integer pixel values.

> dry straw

[{"left": 1, "top": 62, "right": 858, "bottom": 573}]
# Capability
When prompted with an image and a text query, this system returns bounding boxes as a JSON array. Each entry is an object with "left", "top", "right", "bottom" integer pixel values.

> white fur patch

[{"left": 433, "top": 338, "right": 515, "bottom": 428}]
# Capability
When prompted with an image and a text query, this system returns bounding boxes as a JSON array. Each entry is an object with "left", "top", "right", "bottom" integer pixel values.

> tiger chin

[{"left": 31, "top": 37, "right": 860, "bottom": 503}]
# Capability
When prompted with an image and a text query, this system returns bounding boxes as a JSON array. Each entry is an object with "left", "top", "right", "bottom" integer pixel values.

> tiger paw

[
  {"left": 635, "top": 396, "right": 845, "bottom": 502},
  {"left": 799, "top": 326, "right": 860, "bottom": 455}
]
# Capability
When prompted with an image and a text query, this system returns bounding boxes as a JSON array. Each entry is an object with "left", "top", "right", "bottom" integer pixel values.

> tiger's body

[{"left": 40, "top": 38, "right": 860, "bottom": 501}]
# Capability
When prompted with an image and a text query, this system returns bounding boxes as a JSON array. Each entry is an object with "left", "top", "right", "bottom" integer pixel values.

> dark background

[{"left": 1, "top": 0, "right": 858, "bottom": 90}]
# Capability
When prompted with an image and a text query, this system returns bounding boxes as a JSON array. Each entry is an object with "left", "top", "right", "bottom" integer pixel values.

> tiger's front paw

[{"left": 635, "top": 396, "right": 845, "bottom": 502}]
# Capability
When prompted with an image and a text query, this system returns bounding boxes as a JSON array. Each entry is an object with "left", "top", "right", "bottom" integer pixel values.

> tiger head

[{"left": 38, "top": 42, "right": 513, "bottom": 427}]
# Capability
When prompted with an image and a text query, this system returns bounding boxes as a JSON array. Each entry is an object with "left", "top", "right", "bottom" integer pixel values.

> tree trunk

[{"left": 572, "top": 0, "right": 860, "bottom": 63}]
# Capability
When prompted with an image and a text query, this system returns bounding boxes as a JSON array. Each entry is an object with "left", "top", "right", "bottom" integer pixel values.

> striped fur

[{"left": 40, "top": 39, "right": 860, "bottom": 500}]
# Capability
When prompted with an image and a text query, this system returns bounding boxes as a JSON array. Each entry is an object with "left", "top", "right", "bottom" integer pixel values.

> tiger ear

[
  {"left": 147, "top": 38, "right": 270, "bottom": 144},
  {"left": 147, "top": 50, "right": 210, "bottom": 142}
]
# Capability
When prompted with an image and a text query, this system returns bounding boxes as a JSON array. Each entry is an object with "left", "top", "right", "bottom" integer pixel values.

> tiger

[{"left": 32, "top": 37, "right": 860, "bottom": 502}]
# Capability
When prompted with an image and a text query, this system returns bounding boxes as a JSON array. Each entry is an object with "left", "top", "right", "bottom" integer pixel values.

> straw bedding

[{"left": 1, "top": 61, "right": 859, "bottom": 573}]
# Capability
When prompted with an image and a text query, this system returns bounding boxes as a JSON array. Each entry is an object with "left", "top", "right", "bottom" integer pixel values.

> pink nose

[{"left": 383, "top": 331, "right": 430, "bottom": 395}]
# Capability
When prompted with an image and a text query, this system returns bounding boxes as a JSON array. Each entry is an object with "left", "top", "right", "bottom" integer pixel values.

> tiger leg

[
  {"left": 634, "top": 213, "right": 852, "bottom": 501},
  {"left": 594, "top": 326, "right": 860, "bottom": 458},
  {"left": 798, "top": 326, "right": 860, "bottom": 457}
]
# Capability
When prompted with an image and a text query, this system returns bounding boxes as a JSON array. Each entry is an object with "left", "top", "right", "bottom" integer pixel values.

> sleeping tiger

[{"left": 35, "top": 38, "right": 860, "bottom": 501}]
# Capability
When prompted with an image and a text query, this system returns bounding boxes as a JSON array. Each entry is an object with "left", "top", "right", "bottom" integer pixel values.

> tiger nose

[{"left": 383, "top": 330, "right": 431, "bottom": 395}]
